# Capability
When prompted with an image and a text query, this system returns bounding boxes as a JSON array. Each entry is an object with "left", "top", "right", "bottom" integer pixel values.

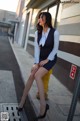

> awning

[
  {"left": 26, "top": 0, "right": 48, "bottom": 9},
  {"left": 26, "top": 0, "right": 60, "bottom": 9}
]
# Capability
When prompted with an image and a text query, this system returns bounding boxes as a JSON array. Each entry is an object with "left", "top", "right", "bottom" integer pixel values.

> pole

[{"left": 67, "top": 69, "right": 80, "bottom": 121}]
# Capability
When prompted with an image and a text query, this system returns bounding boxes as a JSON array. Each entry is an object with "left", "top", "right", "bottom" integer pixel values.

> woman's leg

[
  {"left": 35, "top": 67, "right": 48, "bottom": 115},
  {"left": 19, "top": 73, "right": 34, "bottom": 108},
  {"left": 19, "top": 66, "right": 39, "bottom": 108}
]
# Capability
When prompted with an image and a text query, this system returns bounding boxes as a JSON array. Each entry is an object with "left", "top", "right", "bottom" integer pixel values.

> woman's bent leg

[{"left": 35, "top": 67, "right": 48, "bottom": 115}]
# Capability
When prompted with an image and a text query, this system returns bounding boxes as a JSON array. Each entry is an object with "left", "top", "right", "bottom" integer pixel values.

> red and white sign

[{"left": 70, "top": 64, "right": 77, "bottom": 80}]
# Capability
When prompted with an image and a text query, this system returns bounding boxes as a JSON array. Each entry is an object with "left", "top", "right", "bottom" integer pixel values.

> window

[
  {"left": 31, "top": 9, "right": 39, "bottom": 27},
  {"left": 49, "top": 5, "right": 57, "bottom": 27},
  {"left": 57, "top": 3, "right": 62, "bottom": 25}
]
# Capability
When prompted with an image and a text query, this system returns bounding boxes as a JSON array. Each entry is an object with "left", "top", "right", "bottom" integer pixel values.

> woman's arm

[
  {"left": 47, "top": 30, "right": 59, "bottom": 61},
  {"left": 34, "top": 31, "right": 40, "bottom": 64}
]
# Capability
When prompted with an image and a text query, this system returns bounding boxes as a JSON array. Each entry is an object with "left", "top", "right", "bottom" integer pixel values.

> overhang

[{"left": 26, "top": 0, "right": 59, "bottom": 9}]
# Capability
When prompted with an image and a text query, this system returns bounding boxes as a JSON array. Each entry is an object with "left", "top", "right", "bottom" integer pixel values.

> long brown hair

[
  {"left": 36, "top": 12, "right": 43, "bottom": 34},
  {"left": 41, "top": 12, "right": 52, "bottom": 28}
]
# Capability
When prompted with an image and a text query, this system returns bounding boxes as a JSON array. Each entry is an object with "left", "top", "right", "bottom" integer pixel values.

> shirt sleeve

[
  {"left": 47, "top": 30, "right": 59, "bottom": 61},
  {"left": 34, "top": 31, "right": 40, "bottom": 64}
]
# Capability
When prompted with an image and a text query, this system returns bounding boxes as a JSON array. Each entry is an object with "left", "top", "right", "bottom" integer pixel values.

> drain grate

[{"left": 1, "top": 103, "right": 28, "bottom": 121}]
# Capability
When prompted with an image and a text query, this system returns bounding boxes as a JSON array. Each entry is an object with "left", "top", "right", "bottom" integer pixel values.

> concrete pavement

[{"left": 10, "top": 40, "right": 80, "bottom": 121}]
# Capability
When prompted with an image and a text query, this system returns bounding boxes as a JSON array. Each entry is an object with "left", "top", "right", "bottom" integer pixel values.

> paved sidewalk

[{"left": 10, "top": 40, "right": 80, "bottom": 121}]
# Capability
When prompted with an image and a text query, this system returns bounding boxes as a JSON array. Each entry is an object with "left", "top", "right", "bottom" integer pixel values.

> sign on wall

[{"left": 70, "top": 64, "right": 77, "bottom": 80}]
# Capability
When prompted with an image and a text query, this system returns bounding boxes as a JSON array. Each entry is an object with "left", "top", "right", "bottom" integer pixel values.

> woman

[
  {"left": 36, "top": 13, "right": 53, "bottom": 100},
  {"left": 17, "top": 12, "right": 59, "bottom": 120}
]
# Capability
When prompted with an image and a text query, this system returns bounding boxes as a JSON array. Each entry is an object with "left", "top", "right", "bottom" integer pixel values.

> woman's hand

[{"left": 39, "top": 59, "right": 49, "bottom": 67}]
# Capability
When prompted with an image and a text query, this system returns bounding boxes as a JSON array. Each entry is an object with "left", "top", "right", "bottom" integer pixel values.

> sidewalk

[{"left": 10, "top": 40, "right": 80, "bottom": 121}]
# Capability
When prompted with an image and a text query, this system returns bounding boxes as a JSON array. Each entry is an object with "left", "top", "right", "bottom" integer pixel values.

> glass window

[
  {"left": 49, "top": 5, "right": 57, "bottom": 27},
  {"left": 57, "top": 3, "right": 62, "bottom": 25},
  {"left": 31, "top": 9, "right": 39, "bottom": 27}
]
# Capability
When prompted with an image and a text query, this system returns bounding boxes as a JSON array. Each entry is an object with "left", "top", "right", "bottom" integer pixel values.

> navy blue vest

[{"left": 37, "top": 28, "right": 55, "bottom": 61}]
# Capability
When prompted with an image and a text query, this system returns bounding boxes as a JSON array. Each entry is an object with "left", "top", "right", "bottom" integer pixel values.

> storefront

[{"left": 17, "top": 0, "right": 80, "bottom": 93}]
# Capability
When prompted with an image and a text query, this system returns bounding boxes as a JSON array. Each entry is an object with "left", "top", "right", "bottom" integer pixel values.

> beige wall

[
  {"left": 59, "top": 3, "right": 80, "bottom": 43},
  {"left": 57, "top": 2, "right": 80, "bottom": 67}
]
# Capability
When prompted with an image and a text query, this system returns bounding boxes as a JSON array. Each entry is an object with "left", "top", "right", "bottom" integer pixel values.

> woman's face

[{"left": 38, "top": 14, "right": 46, "bottom": 27}]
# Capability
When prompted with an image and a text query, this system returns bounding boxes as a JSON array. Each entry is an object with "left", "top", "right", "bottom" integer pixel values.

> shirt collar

[{"left": 39, "top": 28, "right": 50, "bottom": 47}]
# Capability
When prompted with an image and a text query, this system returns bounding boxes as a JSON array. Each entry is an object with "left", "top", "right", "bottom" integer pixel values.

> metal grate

[{"left": 1, "top": 103, "right": 28, "bottom": 121}]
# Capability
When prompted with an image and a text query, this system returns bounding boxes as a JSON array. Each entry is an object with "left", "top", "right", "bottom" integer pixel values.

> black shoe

[
  {"left": 17, "top": 101, "right": 26, "bottom": 112},
  {"left": 35, "top": 104, "right": 49, "bottom": 120},
  {"left": 17, "top": 107, "right": 23, "bottom": 112}
]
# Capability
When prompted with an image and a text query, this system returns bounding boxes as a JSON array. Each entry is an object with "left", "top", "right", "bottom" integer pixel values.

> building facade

[
  {"left": 16, "top": 0, "right": 80, "bottom": 92},
  {"left": 0, "top": 9, "right": 16, "bottom": 21}
]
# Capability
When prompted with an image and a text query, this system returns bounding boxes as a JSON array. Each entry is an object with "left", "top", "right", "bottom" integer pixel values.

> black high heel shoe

[
  {"left": 17, "top": 107, "right": 23, "bottom": 112},
  {"left": 17, "top": 100, "right": 26, "bottom": 112},
  {"left": 35, "top": 104, "right": 49, "bottom": 120}
]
